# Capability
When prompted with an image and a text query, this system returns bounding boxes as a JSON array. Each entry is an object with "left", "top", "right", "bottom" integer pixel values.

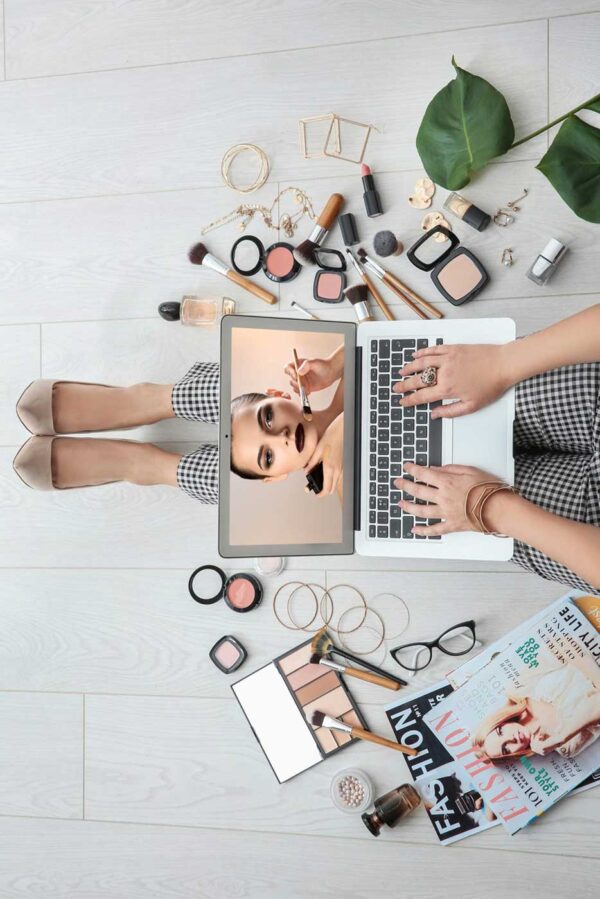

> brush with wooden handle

[
  {"left": 346, "top": 248, "right": 395, "bottom": 321},
  {"left": 311, "top": 711, "right": 416, "bottom": 756},
  {"left": 293, "top": 193, "right": 345, "bottom": 265},
  {"left": 311, "top": 626, "right": 407, "bottom": 687},
  {"left": 188, "top": 242, "right": 276, "bottom": 305},
  {"left": 310, "top": 653, "right": 399, "bottom": 691},
  {"left": 357, "top": 249, "right": 443, "bottom": 320}
]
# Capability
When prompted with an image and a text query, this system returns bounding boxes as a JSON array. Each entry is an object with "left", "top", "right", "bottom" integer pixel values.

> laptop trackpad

[{"left": 452, "top": 402, "right": 509, "bottom": 480}]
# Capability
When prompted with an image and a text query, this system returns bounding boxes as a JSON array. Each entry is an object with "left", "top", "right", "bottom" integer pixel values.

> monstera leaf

[
  {"left": 537, "top": 98, "right": 600, "bottom": 223},
  {"left": 416, "top": 57, "right": 515, "bottom": 190}
]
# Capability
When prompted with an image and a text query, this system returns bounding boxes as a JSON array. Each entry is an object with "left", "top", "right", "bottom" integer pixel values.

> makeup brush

[
  {"left": 346, "top": 248, "right": 395, "bottom": 322},
  {"left": 343, "top": 284, "right": 372, "bottom": 324},
  {"left": 311, "top": 627, "right": 407, "bottom": 687},
  {"left": 188, "top": 242, "right": 276, "bottom": 306},
  {"left": 291, "top": 300, "right": 320, "bottom": 320},
  {"left": 310, "top": 653, "right": 399, "bottom": 691},
  {"left": 293, "top": 348, "right": 312, "bottom": 422},
  {"left": 311, "top": 711, "right": 416, "bottom": 756},
  {"left": 357, "top": 249, "right": 443, "bottom": 320},
  {"left": 293, "top": 193, "right": 345, "bottom": 266}
]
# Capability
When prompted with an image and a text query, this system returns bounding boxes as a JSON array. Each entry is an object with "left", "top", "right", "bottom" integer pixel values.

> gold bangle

[{"left": 465, "top": 480, "right": 518, "bottom": 536}]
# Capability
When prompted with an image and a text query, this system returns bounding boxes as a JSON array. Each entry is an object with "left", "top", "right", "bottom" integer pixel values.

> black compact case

[{"left": 407, "top": 226, "right": 489, "bottom": 306}]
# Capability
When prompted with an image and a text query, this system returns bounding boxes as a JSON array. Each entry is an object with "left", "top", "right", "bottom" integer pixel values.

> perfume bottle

[
  {"left": 158, "top": 295, "right": 235, "bottom": 327},
  {"left": 362, "top": 784, "right": 421, "bottom": 836}
]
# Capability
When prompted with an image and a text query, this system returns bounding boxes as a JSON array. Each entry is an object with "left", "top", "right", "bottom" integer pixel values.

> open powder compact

[
  {"left": 209, "top": 635, "right": 248, "bottom": 673},
  {"left": 313, "top": 246, "right": 347, "bottom": 303},
  {"left": 188, "top": 564, "right": 263, "bottom": 613},
  {"left": 230, "top": 235, "right": 300, "bottom": 283},
  {"left": 407, "top": 225, "right": 489, "bottom": 306}
]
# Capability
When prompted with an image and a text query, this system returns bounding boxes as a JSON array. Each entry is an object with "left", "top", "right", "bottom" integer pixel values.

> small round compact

[
  {"left": 230, "top": 235, "right": 300, "bottom": 283},
  {"left": 188, "top": 564, "right": 263, "bottom": 613}
]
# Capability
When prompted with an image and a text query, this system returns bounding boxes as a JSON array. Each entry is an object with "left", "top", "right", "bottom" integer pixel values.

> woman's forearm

[
  {"left": 500, "top": 304, "right": 600, "bottom": 387},
  {"left": 486, "top": 491, "right": 600, "bottom": 589}
]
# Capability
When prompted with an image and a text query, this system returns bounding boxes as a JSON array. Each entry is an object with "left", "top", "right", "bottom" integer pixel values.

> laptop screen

[{"left": 219, "top": 316, "right": 356, "bottom": 556}]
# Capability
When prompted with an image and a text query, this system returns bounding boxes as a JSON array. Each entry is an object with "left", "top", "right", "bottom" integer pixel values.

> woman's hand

[
  {"left": 393, "top": 343, "right": 512, "bottom": 420},
  {"left": 304, "top": 413, "right": 344, "bottom": 497},
  {"left": 285, "top": 346, "right": 343, "bottom": 396},
  {"left": 394, "top": 463, "right": 501, "bottom": 537}
]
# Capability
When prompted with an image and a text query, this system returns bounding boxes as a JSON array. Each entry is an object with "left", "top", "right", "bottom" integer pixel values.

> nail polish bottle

[
  {"left": 158, "top": 295, "right": 236, "bottom": 327},
  {"left": 526, "top": 239, "right": 567, "bottom": 285}
]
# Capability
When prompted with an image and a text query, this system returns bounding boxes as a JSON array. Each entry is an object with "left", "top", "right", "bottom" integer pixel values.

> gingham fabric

[
  {"left": 512, "top": 363, "right": 600, "bottom": 592},
  {"left": 171, "top": 360, "right": 600, "bottom": 592},
  {"left": 172, "top": 362, "right": 219, "bottom": 504}
]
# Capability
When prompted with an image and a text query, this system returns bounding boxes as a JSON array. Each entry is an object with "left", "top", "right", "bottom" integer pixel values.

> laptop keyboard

[{"left": 367, "top": 337, "right": 443, "bottom": 541}]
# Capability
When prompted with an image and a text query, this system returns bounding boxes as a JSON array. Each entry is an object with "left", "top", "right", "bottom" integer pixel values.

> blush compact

[
  {"left": 230, "top": 235, "right": 300, "bottom": 283},
  {"left": 312, "top": 246, "right": 347, "bottom": 304},
  {"left": 209, "top": 635, "right": 248, "bottom": 673},
  {"left": 407, "top": 225, "right": 489, "bottom": 306},
  {"left": 188, "top": 564, "right": 263, "bottom": 613}
]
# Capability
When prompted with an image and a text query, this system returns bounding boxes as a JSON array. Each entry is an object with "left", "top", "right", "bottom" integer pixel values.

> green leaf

[
  {"left": 416, "top": 57, "right": 515, "bottom": 190},
  {"left": 537, "top": 115, "right": 600, "bottom": 223}
]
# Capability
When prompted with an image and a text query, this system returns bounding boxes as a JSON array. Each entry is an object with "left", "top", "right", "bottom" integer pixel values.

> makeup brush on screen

[
  {"left": 293, "top": 348, "right": 312, "bottom": 422},
  {"left": 293, "top": 193, "right": 345, "bottom": 265},
  {"left": 311, "top": 711, "right": 416, "bottom": 756},
  {"left": 357, "top": 248, "right": 442, "bottom": 320},
  {"left": 311, "top": 627, "right": 407, "bottom": 687},
  {"left": 310, "top": 652, "right": 399, "bottom": 691},
  {"left": 188, "top": 242, "right": 276, "bottom": 306},
  {"left": 346, "top": 248, "right": 394, "bottom": 321}
]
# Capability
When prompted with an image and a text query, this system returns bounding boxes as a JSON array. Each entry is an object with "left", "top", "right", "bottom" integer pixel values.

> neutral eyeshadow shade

[
  {"left": 315, "top": 726, "right": 338, "bottom": 753},
  {"left": 334, "top": 730, "right": 352, "bottom": 746},
  {"left": 342, "top": 710, "right": 361, "bottom": 729},
  {"left": 304, "top": 686, "right": 352, "bottom": 727},
  {"left": 317, "top": 271, "right": 343, "bottom": 300},
  {"left": 296, "top": 669, "right": 339, "bottom": 706},
  {"left": 287, "top": 662, "right": 327, "bottom": 691},
  {"left": 437, "top": 253, "right": 482, "bottom": 299},
  {"left": 215, "top": 640, "right": 241, "bottom": 669},
  {"left": 278, "top": 643, "right": 312, "bottom": 675}
]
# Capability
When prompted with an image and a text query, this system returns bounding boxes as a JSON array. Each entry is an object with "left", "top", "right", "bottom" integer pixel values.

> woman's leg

[
  {"left": 514, "top": 362, "right": 600, "bottom": 455},
  {"left": 51, "top": 437, "right": 181, "bottom": 488},
  {"left": 53, "top": 383, "right": 175, "bottom": 433}
]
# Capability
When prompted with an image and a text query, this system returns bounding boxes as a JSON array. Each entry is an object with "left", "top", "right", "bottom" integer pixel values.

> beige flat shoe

[
  {"left": 12, "top": 436, "right": 56, "bottom": 490},
  {"left": 16, "top": 379, "right": 114, "bottom": 436}
]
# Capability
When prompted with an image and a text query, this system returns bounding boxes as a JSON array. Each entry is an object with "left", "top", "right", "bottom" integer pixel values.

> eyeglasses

[{"left": 390, "top": 620, "right": 480, "bottom": 675}]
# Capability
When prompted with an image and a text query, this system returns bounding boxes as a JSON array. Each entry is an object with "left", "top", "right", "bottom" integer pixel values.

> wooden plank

[
  {"left": 0, "top": 568, "right": 560, "bottom": 697},
  {"left": 549, "top": 12, "right": 600, "bottom": 131},
  {"left": 5, "top": 1, "right": 598, "bottom": 78},
  {"left": 84, "top": 690, "right": 599, "bottom": 855},
  {"left": 0, "top": 324, "right": 39, "bottom": 444},
  {"left": 0, "top": 692, "right": 82, "bottom": 818},
  {"left": 0, "top": 816, "right": 597, "bottom": 899},
  {"left": 0, "top": 21, "right": 547, "bottom": 201}
]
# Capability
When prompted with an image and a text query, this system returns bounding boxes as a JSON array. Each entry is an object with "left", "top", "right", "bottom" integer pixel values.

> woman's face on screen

[{"left": 231, "top": 395, "right": 318, "bottom": 480}]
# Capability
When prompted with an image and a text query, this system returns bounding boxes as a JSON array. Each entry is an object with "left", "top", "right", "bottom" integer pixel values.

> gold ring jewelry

[{"left": 420, "top": 366, "right": 437, "bottom": 387}]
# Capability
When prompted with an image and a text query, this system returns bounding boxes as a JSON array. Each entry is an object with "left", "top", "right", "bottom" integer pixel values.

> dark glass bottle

[{"left": 362, "top": 784, "right": 421, "bottom": 837}]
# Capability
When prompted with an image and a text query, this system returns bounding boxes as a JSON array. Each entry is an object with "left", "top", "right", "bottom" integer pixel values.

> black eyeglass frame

[{"left": 390, "top": 620, "right": 477, "bottom": 672}]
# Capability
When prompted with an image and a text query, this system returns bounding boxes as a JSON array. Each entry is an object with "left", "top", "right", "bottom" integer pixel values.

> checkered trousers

[
  {"left": 171, "top": 360, "right": 600, "bottom": 593},
  {"left": 512, "top": 363, "right": 600, "bottom": 592}
]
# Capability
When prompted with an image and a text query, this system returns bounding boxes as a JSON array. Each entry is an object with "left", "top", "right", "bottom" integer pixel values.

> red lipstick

[{"left": 360, "top": 163, "right": 383, "bottom": 218}]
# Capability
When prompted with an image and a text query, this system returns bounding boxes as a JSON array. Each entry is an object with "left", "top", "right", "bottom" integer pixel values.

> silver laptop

[{"left": 218, "top": 315, "right": 514, "bottom": 560}]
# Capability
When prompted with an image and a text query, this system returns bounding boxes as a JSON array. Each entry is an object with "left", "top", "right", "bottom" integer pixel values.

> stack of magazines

[{"left": 384, "top": 591, "right": 600, "bottom": 844}]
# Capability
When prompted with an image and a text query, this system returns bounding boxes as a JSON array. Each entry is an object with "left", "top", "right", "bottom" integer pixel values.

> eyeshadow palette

[{"left": 232, "top": 639, "right": 366, "bottom": 783}]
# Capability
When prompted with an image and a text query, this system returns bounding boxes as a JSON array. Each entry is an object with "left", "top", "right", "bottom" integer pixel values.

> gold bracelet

[{"left": 464, "top": 480, "right": 518, "bottom": 536}]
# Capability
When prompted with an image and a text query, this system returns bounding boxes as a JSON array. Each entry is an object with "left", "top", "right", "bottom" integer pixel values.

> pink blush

[
  {"left": 266, "top": 246, "right": 294, "bottom": 277},
  {"left": 215, "top": 641, "right": 241, "bottom": 668},
  {"left": 317, "top": 272, "right": 342, "bottom": 300},
  {"left": 226, "top": 577, "right": 256, "bottom": 608}
]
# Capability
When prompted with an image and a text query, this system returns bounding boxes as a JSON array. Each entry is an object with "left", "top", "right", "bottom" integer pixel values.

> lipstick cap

[{"left": 339, "top": 213, "right": 360, "bottom": 246}]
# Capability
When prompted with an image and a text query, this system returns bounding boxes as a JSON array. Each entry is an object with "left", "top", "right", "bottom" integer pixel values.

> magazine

[
  {"left": 422, "top": 596, "right": 600, "bottom": 834},
  {"left": 415, "top": 762, "right": 499, "bottom": 845},
  {"left": 385, "top": 680, "right": 455, "bottom": 782}
]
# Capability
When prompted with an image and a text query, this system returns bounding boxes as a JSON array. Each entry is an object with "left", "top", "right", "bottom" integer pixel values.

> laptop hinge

[{"left": 353, "top": 345, "right": 362, "bottom": 531}]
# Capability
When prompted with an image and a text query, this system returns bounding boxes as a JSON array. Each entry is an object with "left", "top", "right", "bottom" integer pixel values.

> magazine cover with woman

[{"left": 422, "top": 595, "right": 600, "bottom": 834}]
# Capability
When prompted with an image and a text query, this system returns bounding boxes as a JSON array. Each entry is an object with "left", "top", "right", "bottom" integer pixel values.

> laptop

[{"left": 218, "top": 314, "right": 514, "bottom": 560}]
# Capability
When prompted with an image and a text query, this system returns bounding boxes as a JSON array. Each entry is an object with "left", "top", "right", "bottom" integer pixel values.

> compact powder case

[
  {"left": 209, "top": 635, "right": 248, "bottom": 673},
  {"left": 188, "top": 564, "right": 263, "bottom": 613},
  {"left": 230, "top": 235, "right": 300, "bottom": 283},
  {"left": 407, "top": 226, "right": 489, "bottom": 306},
  {"left": 312, "top": 246, "right": 347, "bottom": 304}
]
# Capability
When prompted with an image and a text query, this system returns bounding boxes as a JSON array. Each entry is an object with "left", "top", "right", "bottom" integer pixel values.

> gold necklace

[{"left": 201, "top": 187, "right": 316, "bottom": 239}]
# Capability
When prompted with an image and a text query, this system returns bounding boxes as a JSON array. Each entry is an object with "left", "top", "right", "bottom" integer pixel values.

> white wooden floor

[{"left": 1, "top": 3, "right": 599, "bottom": 897}]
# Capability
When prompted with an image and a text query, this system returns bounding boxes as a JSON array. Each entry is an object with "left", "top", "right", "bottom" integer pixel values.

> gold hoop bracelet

[
  {"left": 221, "top": 143, "right": 270, "bottom": 193},
  {"left": 322, "top": 583, "right": 368, "bottom": 635},
  {"left": 287, "top": 583, "right": 331, "bottom": 633},
  {"left": 337, "top": 606, "right": 386, "bottom": 655},
  {"left": 273, "top": 581, "right": 318, "bottom": 631}
]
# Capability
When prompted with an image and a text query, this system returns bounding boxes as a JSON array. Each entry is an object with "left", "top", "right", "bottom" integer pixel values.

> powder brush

[
  {"left": 343, "top": 283, "right": 372, "bottom": 324},
  {"left": 188, "top": 241, "right": 276, "bottom": 306},
  {"left": 293, "top": 348, "right": 312, "bottom": 422},
  {"left": 293, "top": 193, "right": 345, "bottom": 265},
  {"left": 311, "top": 627, "right": 407, "bottom": 687},
  {"left": 311, "top": 711, "right": 416, "bottom": 757},
  {"left": 357, "top": 248, "right": 443, "bottom": 320},
  {"left": 346, "top": 248, "right": 394, "bottom": 321},
  {"left": 310, "top": 652, "right": 399, "bottom": 691}
]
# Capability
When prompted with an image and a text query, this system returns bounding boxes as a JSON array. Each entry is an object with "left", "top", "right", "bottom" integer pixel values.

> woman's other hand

[
  {"left": 285, "top": 345, "right": 344, "bottom": 396},
  {"left": 304, "top": 413, "right": 344, "bottom": 497},
  {"left": 393, "top": 343, "right": 512, "bottom": 420}
]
